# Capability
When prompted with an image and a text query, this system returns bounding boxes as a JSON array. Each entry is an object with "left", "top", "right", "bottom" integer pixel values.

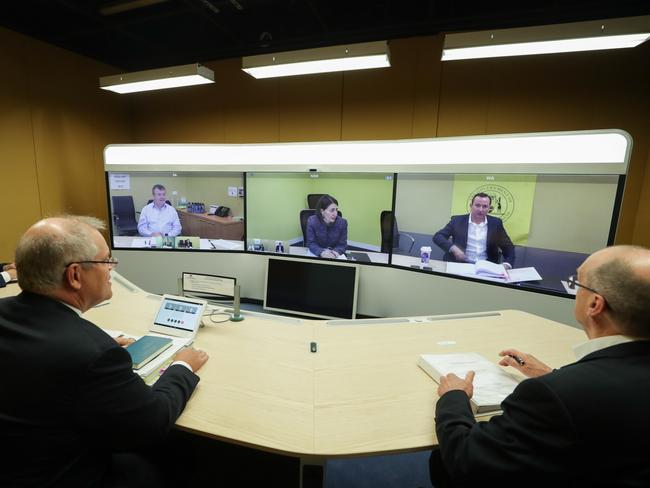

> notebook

[{"left": 126, "top": 335, "right": 173, "bottom": 369}]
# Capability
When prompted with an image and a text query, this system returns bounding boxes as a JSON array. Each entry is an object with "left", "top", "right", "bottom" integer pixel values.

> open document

[
  {"left": 418, "top": 352, "right": 520, "bottom": 414},
  {"left": 446, "top": 260, "right": 542, "bottom": 283}
]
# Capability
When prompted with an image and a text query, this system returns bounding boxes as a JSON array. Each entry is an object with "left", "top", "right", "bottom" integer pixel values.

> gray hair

[
  {"left": 587, "top": 246, "right": 650, "bottom": 338},
  {"left": 16, "top": 216, "right": 107, "bottom": 294}
]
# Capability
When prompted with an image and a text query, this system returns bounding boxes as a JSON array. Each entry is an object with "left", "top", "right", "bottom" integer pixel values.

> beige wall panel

[
  {"left": 278, "top": 73, "right": 342, "bottom": 142},
  {"left": 411, "top": 36, "right": 443, "bottom": 138},
  {"left": 436, "top": 59, "right": 490, "bottom": 136},
  {"left": 0, "top": 27, "right": 131, "bottom": 252},
  {"left": 132, "top": 60, "right": 226, "bottom": 143},
  {"left": 0, "top": 29, "right": 42, "bottom": 260},
  {"left": 219, "top": 58, "right": 279, "bottom": 143},
  {"left": 341, "top": 38, "right": 420, "bottom": 140},
  {"left": 632, "top": 145, "right": 650, "bottom": 245}
]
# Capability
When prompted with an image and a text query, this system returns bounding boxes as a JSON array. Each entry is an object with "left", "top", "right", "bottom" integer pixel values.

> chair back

[
  {"left": 112, "top": 195, "right": 136, "bottom": 219},
  {"left": 300, "top": 209, "right": 316, "bottom": 246},
  {"left": 307, "top": 194, "right": 326, "bottom": 209},
  {"left": 380, "top": 210, "right": 397, "bottom": 253}
]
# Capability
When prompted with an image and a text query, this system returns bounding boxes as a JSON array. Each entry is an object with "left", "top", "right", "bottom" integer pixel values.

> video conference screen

[
  {"left": 107, "top": 171, "right": 244, "bottom": 251},
  {"left": 245, "top": 172, "right": 395, "bottom": 264},
  {"left": 106, "top": 170, "right": 623, "bottom": 297},
  {"left": 391, "top": 173, "right": 621, "bottom": 294}
]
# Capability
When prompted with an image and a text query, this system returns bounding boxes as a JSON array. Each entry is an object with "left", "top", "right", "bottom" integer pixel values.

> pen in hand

[{"left": 507, "top": 354, "right": 525, "bottom": 366}]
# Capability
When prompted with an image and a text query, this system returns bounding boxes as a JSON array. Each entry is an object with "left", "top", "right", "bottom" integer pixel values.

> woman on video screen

[{"left": 306, "top": 194, "right": 348, "bottom": 259}]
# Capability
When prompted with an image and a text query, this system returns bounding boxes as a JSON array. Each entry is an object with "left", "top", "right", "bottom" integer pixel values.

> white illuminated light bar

[
  {"left": 242, "top": 41, "right": 390, "bottom": 79},
  {"left": 442, "top": 16, "right": 650, "bottom": 61},
  {"left": 99, "top": 63, "right": 214, "bottom": 94},
  {"left": 104, "top": 132, "right": 629, "bottom": 169}
]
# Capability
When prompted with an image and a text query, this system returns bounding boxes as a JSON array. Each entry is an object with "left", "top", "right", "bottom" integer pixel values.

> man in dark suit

[
  {"left": 0, "top": 262, "right": 17, "bottom": 287},
  {"left": 0, "top": 216, "right": 209, "bottom": 487},
  {"left": 430, "top": 245, "right": 650, "bottom": 487},
  {"left": 433, "top": 192, "right": 515, "bottom": 267}
]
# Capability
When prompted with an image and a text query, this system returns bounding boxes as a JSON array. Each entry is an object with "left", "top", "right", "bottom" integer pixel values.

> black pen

[{"left": 508, "top": 354, "right": 526, "bottom": 366}]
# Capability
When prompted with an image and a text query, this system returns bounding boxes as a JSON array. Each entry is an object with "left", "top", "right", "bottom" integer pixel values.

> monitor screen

[
  {"left": 246, "top": 172, "right": 394, "bottom": 265},
  {"left": 107, "top": 171, "right": 245, "bottom": 251},
  {"left": 264, "top": 257, "right": 359, "bottom": 319}
]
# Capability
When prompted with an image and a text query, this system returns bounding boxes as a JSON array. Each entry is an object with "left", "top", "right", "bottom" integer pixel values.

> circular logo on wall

[{"left": 467, "top": 184, "right": 515, "bottom": 223}]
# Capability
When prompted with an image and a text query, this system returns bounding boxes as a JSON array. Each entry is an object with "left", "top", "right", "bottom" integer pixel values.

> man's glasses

[
  {"left": 566, "top": 273, "right": 609, "bottom": 308},
  {"left": 65, "top": 257, "right": 119, "bottom": 269}
]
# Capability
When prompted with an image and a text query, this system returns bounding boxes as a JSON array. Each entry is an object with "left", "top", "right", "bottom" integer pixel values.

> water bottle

[{"left": 420, "top": 246, "right": 431, "bottom": 265}]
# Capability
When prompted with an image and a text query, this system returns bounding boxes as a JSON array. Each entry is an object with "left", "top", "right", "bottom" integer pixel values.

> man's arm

[
  {"left": 497, "top": 220, "right": 515, "bottom": 266},
  {"left": 432, "top": 219, "right": 455, "bottom": 253},
  {"left": 76, "top": 345, "right": 200, "bottom": 450},
  {"left": 137, "top": 207, "right": 152, "bottom": 237},
  {"left": 169, "top": 209, "right": 182, "bottom": 237},
  {"left": 435, "top": 377, "right": 576, "bottom": 483}
]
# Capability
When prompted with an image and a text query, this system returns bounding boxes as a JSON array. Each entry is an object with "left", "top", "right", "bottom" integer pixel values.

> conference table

[{"left": 0, "top": 273, "right": 585, "bottom": 483}]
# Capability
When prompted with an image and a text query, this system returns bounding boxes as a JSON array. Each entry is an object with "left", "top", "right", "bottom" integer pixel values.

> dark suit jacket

[
  {"left": 432, "top": 214, "right": 515, "bottom": 266},
  {"left": 434, "top": 341, "right": 650, "bottom": 487},
  {"left": 0, "top": 292, "right": 200, "bottom": 488},
  {"left": 0, "top": 262, "right": 7, "bottom": 288}
]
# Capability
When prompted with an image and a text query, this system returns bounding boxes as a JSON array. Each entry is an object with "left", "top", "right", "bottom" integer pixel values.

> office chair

[
  {"left": 380, "top": 210, "right": 415, "bottom": 254},
  {"left": 307, "top": 194, "right": 326, "bottom": 209},
  {"left": 300, "top": 209, "right": 343, "bottom": 247},
  {"left": 111, "top": 196, "right": 139, "bottom": 236}
]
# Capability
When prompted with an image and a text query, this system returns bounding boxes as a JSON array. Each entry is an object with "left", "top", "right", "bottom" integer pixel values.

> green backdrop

[{"left": 246, "top": 173, "right": 394, "bottom": 248}]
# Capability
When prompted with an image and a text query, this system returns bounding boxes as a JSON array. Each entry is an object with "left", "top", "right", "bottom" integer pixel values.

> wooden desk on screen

[
  {"left": 0, "top": 274, "right": 584, "bottom": 458},
  {"left": 177, "top": 209, "right": 244, "bottom": 240}
]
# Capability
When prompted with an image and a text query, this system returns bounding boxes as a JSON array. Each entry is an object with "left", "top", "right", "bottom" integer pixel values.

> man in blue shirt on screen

[
  {"left": 433, "top": 192, "right": 515, "bottom": 268},
  {"left": 138, "top": 184, "right": 182, "bottom": 237}
]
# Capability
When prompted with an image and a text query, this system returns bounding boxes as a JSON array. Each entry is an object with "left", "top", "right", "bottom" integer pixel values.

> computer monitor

[{"left": 264, "top": 257, "right": 359, "bottom": 319}]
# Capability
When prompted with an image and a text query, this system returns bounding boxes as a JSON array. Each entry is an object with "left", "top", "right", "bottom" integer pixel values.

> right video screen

[{"left": 392, "top": 173, "right": 621, "bottom": 294}]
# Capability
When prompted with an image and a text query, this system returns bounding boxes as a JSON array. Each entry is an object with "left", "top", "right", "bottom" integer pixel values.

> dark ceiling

[{"left": 2, "top": 0, "right": 650, "bottom": 71}]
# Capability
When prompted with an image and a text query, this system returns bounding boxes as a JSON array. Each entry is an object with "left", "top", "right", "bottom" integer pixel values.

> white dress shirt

[
  {"left": 465, "top": 215, "right": 488, "bottom": 263},
  {"left": 137, "top": 202, "right": 182, "bottom": 237},
  {"left": 573, "top": 334, "right": 635, "bottom": 361}
]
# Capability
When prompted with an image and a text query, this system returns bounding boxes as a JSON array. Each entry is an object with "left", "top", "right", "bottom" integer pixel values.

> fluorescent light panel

[
  {"left": 104, "top": 132, "right": 629, "bottom": 167},
  {"left": 99, "top": 63, "right": 214, "bottom": 94},
  {"left": 442, "top": 15, "right": 650, "bottom": 61},
  {"left": 242, "top": 41, "right": 390, "bottom": 79}
]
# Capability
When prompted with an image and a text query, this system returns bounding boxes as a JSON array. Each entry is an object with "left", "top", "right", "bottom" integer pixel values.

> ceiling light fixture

[
  {"left": 242, "top": 41, "right": 390, "bottom": 79},
  {"left": 99, "top": 63, "right": 214, "bottom": 94},
  {"left": 442, "top": 15, "right": 650, "bottom": 61}
]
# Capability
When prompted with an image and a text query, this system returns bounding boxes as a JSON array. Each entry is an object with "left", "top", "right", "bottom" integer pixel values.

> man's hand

[
  {"left": 498, "top": 349, "right": 552, "bottom": 378},
  {"left": 320, "top": 249, "right": 337, "bottom": 259},
  {"left": 449, "top": 245, "right": 467, "bottom": 262},
  {"left": 5, "top": 268, "right": 17, "bottom": 281},
  {"left": 3, "top": 263, "right": 16, "bottom": 271},
  {"left": 438, "top": 371, "right": 475, "bottom": 398},
  {"left": 151, "top": 232, "right": 162, "bottom": 237},
  {"left": 174, "top": 347, "right": 209, "bottom": 373},
  {"left": 115, "top": 336, "right": 136, "bottom": 347}
]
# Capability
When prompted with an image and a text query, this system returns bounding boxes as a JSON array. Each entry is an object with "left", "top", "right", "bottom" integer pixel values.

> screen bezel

[
  {"left": 263, "top": 256, "right": 360, "bottom": 320},
  {"left": 150, "top": 294, "right": 207, "bottom": 338}
]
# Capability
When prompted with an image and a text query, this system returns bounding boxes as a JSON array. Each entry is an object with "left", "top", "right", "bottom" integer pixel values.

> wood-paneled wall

[
  {"left": 2, "top": 29, "right": 649, "bottom": 261},
  {"left": 132, "top": 35, "right": 650, "bottom": 246},
  {"left": 0, "top": 27, "right": 132, "bottom": 261}
]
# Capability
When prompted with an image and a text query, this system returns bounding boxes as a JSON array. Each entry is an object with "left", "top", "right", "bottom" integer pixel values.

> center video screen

[
  {"left": 392, "top": 173, "right": 621, "bottom": 295},
  {"left": 107, "top": 171, "right": 244, "bottom": 251},
  {"left": 246, "top": 172, "right": 395, "bottom": 264}
]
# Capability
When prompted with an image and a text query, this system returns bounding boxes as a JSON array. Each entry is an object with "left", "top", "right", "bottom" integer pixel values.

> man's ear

[
  {"left": 587, "top": 293, "right": 607, "bottom": 318},
  {"left": 63, "top": 264, "right": 83, "bottom": 291}
]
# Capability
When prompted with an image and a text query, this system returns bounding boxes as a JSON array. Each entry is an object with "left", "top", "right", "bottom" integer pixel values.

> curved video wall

[{"left": 104, "top": 130, "right": 630, "bottom": 298}]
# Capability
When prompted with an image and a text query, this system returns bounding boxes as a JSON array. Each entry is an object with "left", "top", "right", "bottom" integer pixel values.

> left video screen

[{"left": 107, "top": 171, "right": 245, "bottom": 251}]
